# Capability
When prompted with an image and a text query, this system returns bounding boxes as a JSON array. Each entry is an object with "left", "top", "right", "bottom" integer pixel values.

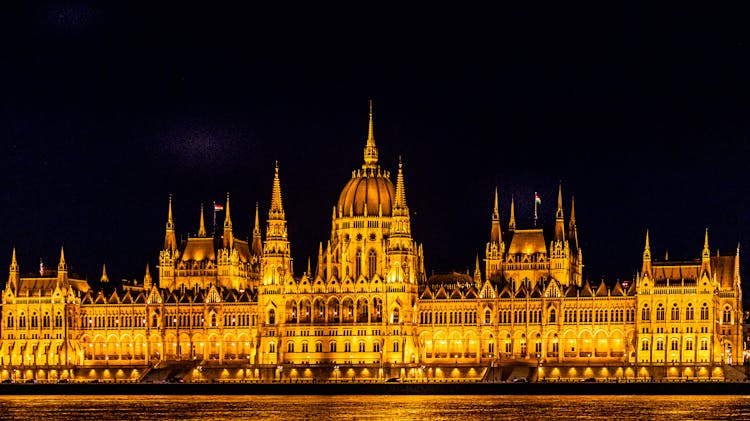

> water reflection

[{"left": 0, "top": 395, "right": 748, "bottom": 420}]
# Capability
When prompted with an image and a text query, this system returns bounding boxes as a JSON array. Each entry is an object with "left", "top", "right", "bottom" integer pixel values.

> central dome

[{"left": 337, "top": 171, "right": 395, "bottom": 217}]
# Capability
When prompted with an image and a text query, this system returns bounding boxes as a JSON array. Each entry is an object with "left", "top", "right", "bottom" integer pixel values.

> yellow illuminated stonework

[{"left": 0, "top": 104, "right": 744, "bottom": 382}]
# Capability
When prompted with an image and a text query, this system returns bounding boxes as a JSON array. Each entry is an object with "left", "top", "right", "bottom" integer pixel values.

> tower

[
  {"left": 485, "top": 187, "right": 504, "bottom": 280},
  {"left": 261, "top": 162, "right": 292, "bottom": 286}
]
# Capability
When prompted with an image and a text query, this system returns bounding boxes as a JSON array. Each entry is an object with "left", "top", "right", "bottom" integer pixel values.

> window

[
  {"left": 535, "top": 342, "right": 542, "bottom": 353},
  {"left": 641, "top": 340, "right": 649, "bottom": 351},
  {"left": 485, "top": 310, "right": 491, "bottom": 324},
  {"left": 315, "top": 342, "right": 322, "bottom": 353},
  {"left": 368, "top": 250, "right": 377, "bottom": 279},
  {"left": 488, "top": 342, "right": 495, "bottom": 354},
  {"left": 700, "top": 303, "right": 709, "bottom": 320},
  {"left": 722, "top": 306, "right": 731, "bottom": 324},
  {"left": 344, "top": 342, "right": 351, "bottom": 353},
  {"left": 656, "top": 340, "right": 664, "bottom": 351},
  {"left": 641, "top": 305, "right": 650, "bottom": 321},
  {"left": 268, "top": 309, "right": 276, "bottom": 325},
  {"left": 392, "top": 308, "right": 400, "bottom": 324},
  {"left": 656, "top": 304, "right": 665, "bottom": 321},
  {"left": 700, "top": 339, "right": 708, "bottom": 351},
  {"left": 671, "top": 303, "right": 679, "bottom": 321},
  {"left": 373, "top": 342, "right": 380, "bottom": 353},
  {"left": 393, "top": 342, "right": 399, "bottom": 353},
  {"left": 671, "top": 339, "right": 679, "bottom": 351},
  {"left": 686, "top": 340, "right": 693, "bottom": 351},
  {"left": 19, "top": 314, "right": 26, "bottom": 328},
  {"left": 269, "top": 342, "right": 275, "bottom": 353},
  {"left": 6, "top": 313, "right": 13, "bottom": 329},
  {"left": 686, "top": 303, "right": 694, "bottom": 321},
  {"left": 355, "top": 250, "right": 362, "bottom": 279},
  {"left": 301, "top": 342, "right": 308, "bottom": 353},
  {"left": 55, "top": 312, "right": 62, "bottom": 328},
  {"left": 42, "top": 312, "right": 50, "bottom": 328},
  {"left": 287, "top": 342, "right": 295, "bottom": 353},
  {"left": 330, "top": 342, "right": 337, "bottom": 352},
  {"left": 359, "top": 342, "right": 366, "bottom": 352},
  {"left": 31, "top": 313, "right": 38, "bottom": 328}
]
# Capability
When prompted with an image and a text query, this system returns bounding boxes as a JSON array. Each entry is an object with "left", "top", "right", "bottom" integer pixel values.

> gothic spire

[
  {"left": 394, "top": 156, "right": 408, "bottom": 210},
  {"left": 643, "top": 230, "right": 651, "bottom": 261},
  {"left": 223, "top": 192, "right": 233, "bottom": 249},
  {"left": 164, "top": 195, "right": 177, "bottom": 251},
  {"left": 8, "top": 248, "right": 19, "bottom": 291},
  {"left": 100, "top": 263, "right": 109, "bottom": 283},
  {"left": 270, "top": 161, "right": 285, "bottom": 215},
  {"left": 554, "top": 182, "right": 565, "bottom": 241},
  {"left": 702, "top": 228, "right": 710, "bottom": 259},
  {"left": 568, "top": 195, "right": 578, "bottom": 247},
  {"left": 252, "top": 201, "right": 262, "bottom": 255},
  {"left": 198, "top": 203, "right": 206, "bottom": 237},
  {"left": 10, "top": 247, "right": 18, "bottom": 273},
  {"left": 509, "top": 197, "right": 516, "bottom": 231},
  {"left": 473, "top": 254, "right": 482, "bottom": 285},
  {"left": 490, "top": 187, "right": 501, "bottom": 244},
  {"left": 58, "top": 246, "right": 67, "bottom": 272},
  {"left": 363, "top": 100, "right": 379, "bottom": 169}
]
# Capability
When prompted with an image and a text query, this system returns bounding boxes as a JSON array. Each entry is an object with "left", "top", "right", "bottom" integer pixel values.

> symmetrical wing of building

[{"left": 0, "top": 104, "right": 745, "bottom": 382}]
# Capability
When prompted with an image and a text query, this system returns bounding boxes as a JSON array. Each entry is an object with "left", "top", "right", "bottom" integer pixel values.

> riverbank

[{"left": 0, "top": 381, "right": 748, "bottom": 395}]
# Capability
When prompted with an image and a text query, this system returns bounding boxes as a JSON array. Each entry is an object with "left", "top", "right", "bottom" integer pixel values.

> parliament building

[{"left": 0, "top": 105, "right": 745, "bottom": 383}]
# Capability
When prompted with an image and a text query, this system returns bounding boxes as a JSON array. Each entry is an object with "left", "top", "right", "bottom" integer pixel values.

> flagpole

[
  {"left": 213, "top": 201, "right": 217, "bottom": 237},
  {"left": 534, "top": 192, "right": 538, "bottom": 227}
]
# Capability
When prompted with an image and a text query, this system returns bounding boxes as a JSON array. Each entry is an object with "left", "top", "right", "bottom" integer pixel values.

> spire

[
  {"left": 144, "top": 263, "right": 152, "bottom": 288},
  {"left": 490, "top": 187, "right": 501, "bottom": 244},
  {"left": 223, "top": 192, "right": 233, "bottom": 249},
  {"left": 307, "top": 256, "right": 312, "bottom": 276},
  {"left": 643, "top": 230, "right": 651, "bottom": 261},
  {"left": 394, "top": 156, "right": 407, "bottom": 209},
  {"left": 58, "top": 246, "right": 67, "bottom": 272},
  {"left": 10, "top": 247, "right": 18, "bottom": 273},
  {"left": 554, "top": 182, "right": 565, "bottom": 241},
  {"left": 8, "top": 248, "right": 19, "bottom": 291},
  {"left": 363, "top": 100, "right": 379, "bottom": 169},
  {"left": 100, "top": 263, "right": 109, "bottom": 283},
  {"left": 251, "top": 202, "right": 262, "bottom": 255},
  {"left": 316, "top": 242, "right": 324, "bottom": 278},
  {"left": 198, "top": 203, "right": 206, "bottom": 237},
  {"left": 509, "top": 197, "right": 516, "bottom": 231},
  {"left": 473, "top": 254, "right": 482, "bottom": 285},
  {"left": 568, "top": 195, "right": 578, "bottom": 247},
  {"left": 702, "top": 228, "right": 710, "bottom": 259},
  {"left": 270, "top": 161, "right": 285, "bottom": 215},
  {"left": 164, "top": 195, "right": 177, "bottom": 251}
]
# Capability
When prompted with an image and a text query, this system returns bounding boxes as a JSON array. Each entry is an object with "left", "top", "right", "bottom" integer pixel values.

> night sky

[{"left": 2, "top": 4, "right": 750, "bottom": 295}]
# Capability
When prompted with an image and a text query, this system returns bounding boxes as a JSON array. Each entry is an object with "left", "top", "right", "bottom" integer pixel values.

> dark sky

[{"left": 2, "top": 3, "right": 750, "bottom": 294}]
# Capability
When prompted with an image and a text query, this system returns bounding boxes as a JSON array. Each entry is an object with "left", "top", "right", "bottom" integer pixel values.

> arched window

[
  {"left": 723, "top": 306, "right": 732, "bottom": 323},
  {"left": 686, "top": 303, "right": 694, "bottom": 320},
  {"left": 287, "top": 342, "right": 295, "bottom": 353},
  {"left": 656, "top": 339, "right": 664, "bottom": 351},
  {"left": 671, "top": 303, "right": 679, "bottom": 321},
  {"left": 700, "top": 303, "right": 709, "bottom": 320},
  {"left": 670, "top": 339, "right": 679, "bottom": 351},
  {"left": 19, "top": 313, "right": 26, "bottom": 328},
  {"left": 485, "top": 309, "right": 491, "bottom": 324},
  {"left": 641, "top": 339, "right": 649, "bottom": 351},
  {"left": 685, "top": 339, "right": 693, "bottom": 351},
  {"left": 656, "top": 304, "right": 665, "bottom": 321},
  {"left": 31, "top": 312, "right": 38, "bottom": 328},
  {"left": 392, "top": 308, "right": 400, "bottom": 324},
  {"left": 368, "top": 250, "right": 377, "bottom": 279},
  {"left": 152, "top": 314, "right": 158, "bottom": 327},
  {"left": 355, "top": 250, "right": 362, "bottom": 279},
  {"left": 6, "top": 312, "right": 13, "bottom": 329},
  {"left": 548, "top": 308, "right": 556, "bottom": 323},
  {"left": 393, "top": 341, "right": 399, "bottom": 352},
  {"left": 268, "top": 309, "right": 276, "bottom": 325},
  {"left": 42, "top": 312, "right": 50, "bottom": 328}
]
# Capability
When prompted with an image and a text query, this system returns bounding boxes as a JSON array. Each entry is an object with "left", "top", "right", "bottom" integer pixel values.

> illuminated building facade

[{"left": 0, "top": 104, "right": 744, "bottom": 382}]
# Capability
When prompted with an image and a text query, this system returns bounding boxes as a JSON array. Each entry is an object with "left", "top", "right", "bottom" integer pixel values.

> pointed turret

[
  {"left": 270, "top": 161, "right": 285, "bottom": 216},
  {"left": 306, "top": 256, "right": 312, "bottom": 276},
  {"left": 642, "top": 230, "right": 652, "bottom": 276},
  {"left": 164, "top": 195, "right": 177, "bottom": 251},
  {"left": 100, "top": 263, "right": 109, "bottom": 283},
  {"left": 490, "top": 187, "right": 501, "bottom": 244},
  {"left": 316, "top": 242, "right": 324, "bottom": 279},
  {"left": 251, "top": 202, "right": 262, "bottom": 256},
  {"left": 394, "top": 156, "right": 408, "bottom": 210},
  {"left": 58, "top": 246, "right": 67, "bottom": 272},
  {"left": 198, "top": 203, "right": 206, "bottom": 237},
  {"left": 8, "top": 248, "right": 19, "bottom": 291},
  {"left": 363, "top": 100, "right": 378, "bottom": 169},
  {"left": 568, "top": 196, "right": 578, "bottom": 247},
  {"left": 554, "top": 183, "right": 565, "bottom": 241},
  {"left": 508, "top": 197, "right": 516, "bottom": 231},
  {"left": 222, "top": 192, "right": 233, "bottom": 249},
  {"left": 701, "top": 228, "right": 711, "bottom": 272},
  {"left": 473, "top": 254, "right": 482, "bottom": 285},
  {"left": 144, "top": 263, "right": 152, "bottom": 289},
  {"left": 263, "top": 162, "right": 292, "bottom": 285}
]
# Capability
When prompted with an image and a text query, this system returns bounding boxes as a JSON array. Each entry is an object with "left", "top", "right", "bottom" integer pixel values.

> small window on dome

[
  {"left": 369, "top": 233, "right": 376, "bottom": 241},
  {"left": 356, "top": 233, "right": 363, "bottom": 241}
]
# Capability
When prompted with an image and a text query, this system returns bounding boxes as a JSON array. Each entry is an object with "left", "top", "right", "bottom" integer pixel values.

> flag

[
  {"left": 213, "top": 202, "right": 224, "bottom": 212},
  {"left": 534, "top": 192, "right": 541, "bottom": 205}
]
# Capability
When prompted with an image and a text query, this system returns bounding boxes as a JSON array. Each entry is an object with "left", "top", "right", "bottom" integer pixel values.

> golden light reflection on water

[{"left": 0, "top": 395, "right": 748, "bottom": 420}]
